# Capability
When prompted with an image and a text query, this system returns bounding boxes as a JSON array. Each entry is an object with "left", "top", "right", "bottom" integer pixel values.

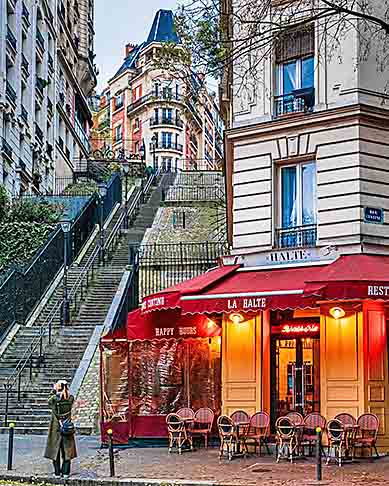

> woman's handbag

[{"left": 59, "top": 417, "right": 75, "bottom": 436}]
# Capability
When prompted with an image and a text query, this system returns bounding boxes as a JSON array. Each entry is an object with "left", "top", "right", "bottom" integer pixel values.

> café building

[{"left": 101, "top": 252, "right": 389, "bottom": 449}]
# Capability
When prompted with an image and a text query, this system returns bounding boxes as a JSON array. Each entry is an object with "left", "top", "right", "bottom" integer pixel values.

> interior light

[
  {"left": 229, "top": 312, "right": 244, "bottom": 324},
  {"left": 329, "top": 306, "right": 345, "bottom": 320}
]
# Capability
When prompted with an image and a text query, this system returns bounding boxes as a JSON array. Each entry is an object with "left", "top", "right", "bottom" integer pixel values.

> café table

[
  {"left": 178, "top": 417, "right": 195, "bottom": 451},
  {"left": 344, "top": 424, "right": 360, "bottom": 458},
  {"left": 233, "top": 421, "right": 250, "bottom": 456}
]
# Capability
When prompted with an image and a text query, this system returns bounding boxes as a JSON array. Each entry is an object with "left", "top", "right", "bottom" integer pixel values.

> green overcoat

[{"left": 44, "top": 393, "right": 77, "bottom": 461}]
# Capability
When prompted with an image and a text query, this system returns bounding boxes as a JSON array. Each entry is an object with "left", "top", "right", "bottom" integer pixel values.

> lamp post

[
  {"left": 98, "top": 182, "right": 108, "bottom": 265},
  {"left": 151, "top": 134, "right": 157, "bottom": 171},
  {"left": 122, "top": 162, "right": 130, "bottom": 229},
  {"left": 60, "top": 218, "right": 72, "bottom": 325}
]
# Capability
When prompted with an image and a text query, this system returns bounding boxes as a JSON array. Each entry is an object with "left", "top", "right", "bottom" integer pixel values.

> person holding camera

[{"left": 44, "top": 380, "right": 77, "bottom": 478}]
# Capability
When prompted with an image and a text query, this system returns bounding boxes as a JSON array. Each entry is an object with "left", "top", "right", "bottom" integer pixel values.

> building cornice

[{"left": 226, "top": 104, "right": 389, "bottom": 142}]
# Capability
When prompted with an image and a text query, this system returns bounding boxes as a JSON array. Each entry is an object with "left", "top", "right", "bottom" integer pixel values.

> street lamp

[
  {"left": 122, "top": 162, "right": 130, "bottom": 228},
  {"left": 60, "top": 218, "right": 72, "bottom": 325},
  {"left": 139, "top": 144, "right": 145, "bottom": 162},
  {"left": 151, "top": 134, "right": 157, "bottom": 171},
  {"left": 98, "top": 181, "right": 108, "bottom": 265}
]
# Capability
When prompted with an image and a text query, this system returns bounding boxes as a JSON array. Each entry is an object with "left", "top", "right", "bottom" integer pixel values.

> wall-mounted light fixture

[
  {"left": 329, "top": 306, "right": 345, "bottom": 320},
  {"left": 229, "top": 312, "right": 244, "bottom": 324}
]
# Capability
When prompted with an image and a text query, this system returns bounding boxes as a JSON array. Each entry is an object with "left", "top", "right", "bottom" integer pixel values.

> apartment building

[
  {"left": 92, "top": 9, "right": 223, "bottom": 171},
  {"left": 0, "top": 0, "right": 96, "bottom": 196}
]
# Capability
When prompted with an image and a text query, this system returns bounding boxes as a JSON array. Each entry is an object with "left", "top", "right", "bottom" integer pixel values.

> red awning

[{"left": 124, "top": 307, "right": 221, "bottom": 341}]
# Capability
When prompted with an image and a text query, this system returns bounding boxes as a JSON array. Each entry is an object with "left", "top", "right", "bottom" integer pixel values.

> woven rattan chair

[
  {"left": 217, "top": 415, "right": 237, "bottom": 460},
  {"left": 276, "top": 416, "right": 298, "bottom": 463},
  {"left": 286, "top": 411, "right": 304, "bottom": 425},
  {"left": 334, "top": 413, "right": 356, "bottom": 426},
  {"left": 230, "top": 410, "right": 250, "bottom": 424},
  {"left": 230, "top": 410, "right": 250, "bottom": 454},
  {"left": 191, "top": 407, "right": 214, "bottom": 448},
  {"left": 302, "top": 412, "right": 326, "bottom": 456},
  {"left": 352, "top": 413, "right": 379, "bottom": 459},
  {"left": 166, "top": 413, "right": 193, "bottom": 454},
  {"left": 326, "top": 419, "right": 347, "bottom": 466},
  {"left": 246, "top": 411, "right": 271, "bottom": 455},
  {"left": 176, "top": 407, "right": 195, "bottom": 419}
]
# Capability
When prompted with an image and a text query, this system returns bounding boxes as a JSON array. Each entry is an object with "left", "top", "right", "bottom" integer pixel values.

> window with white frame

[
  {"left": 114, "top": 93, "right": 124, "bottom": 110},
  {"left": 114, "top": 125, "right": 122, "bottom": 143},
  {"left": 278, "top": 162, "right": 316, "bottom": 229}
]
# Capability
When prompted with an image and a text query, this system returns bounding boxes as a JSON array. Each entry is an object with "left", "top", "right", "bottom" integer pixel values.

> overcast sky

[{"left": 95, "top": 0, "right": 178, "bottom": 93}]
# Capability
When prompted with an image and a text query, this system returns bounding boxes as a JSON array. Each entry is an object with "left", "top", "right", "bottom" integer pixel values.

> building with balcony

[
  {"left": 106, "top": 2, "right": 389, "bottom": 450},
  {"left": 0, "top": 0, "right": 96, "bottom": 196},
  {"left": 92, "top": 9, "right": 223, "bottom": 171}
]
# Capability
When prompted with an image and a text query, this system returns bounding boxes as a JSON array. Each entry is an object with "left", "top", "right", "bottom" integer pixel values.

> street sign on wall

[{"left": 364, "top": 207, "right": 384, "bottom": 224}]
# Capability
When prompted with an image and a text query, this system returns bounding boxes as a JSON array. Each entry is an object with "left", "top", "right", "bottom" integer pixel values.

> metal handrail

[{"left": 2, "top": 168, "right": 162, "bottom": 425}]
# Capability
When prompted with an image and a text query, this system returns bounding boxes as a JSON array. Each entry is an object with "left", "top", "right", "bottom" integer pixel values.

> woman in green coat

[{"left": 44, "top": 380, "right": 77, "bottom": 478}]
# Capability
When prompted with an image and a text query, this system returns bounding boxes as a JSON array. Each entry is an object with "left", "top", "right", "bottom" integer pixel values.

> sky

[{"left": 95, "top": 0, "right": 179, "bottom": 93}]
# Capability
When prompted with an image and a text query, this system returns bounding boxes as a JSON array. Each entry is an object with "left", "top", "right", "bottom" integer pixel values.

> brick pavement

[{"left": 1, "top": 436, "right": 389, "bottom": 485}]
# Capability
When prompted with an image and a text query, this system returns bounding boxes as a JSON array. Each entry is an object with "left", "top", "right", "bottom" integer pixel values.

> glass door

[{"left": 271, "top": 337, "right": 320, "bottom": 424}]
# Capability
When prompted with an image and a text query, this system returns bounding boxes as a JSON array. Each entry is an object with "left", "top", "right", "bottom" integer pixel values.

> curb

[{"left": 0, "top": 474, "right": 231, "bottom": 486}]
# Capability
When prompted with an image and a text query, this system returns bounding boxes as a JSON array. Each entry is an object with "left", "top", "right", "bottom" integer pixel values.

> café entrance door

[{"left": 270, "top": 336, "right": 320, "bottom": 424}]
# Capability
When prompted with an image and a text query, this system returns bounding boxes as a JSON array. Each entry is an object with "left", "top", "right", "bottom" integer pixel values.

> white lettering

[
  {"left": 179, "top": 327, "right": 197, "bottom": 336},
  {"left": 228, "top": 299, "right": 237, "bottom": 309},
  {"left": 155, "top": 327, "right": 174, "bottom": 337},
  {"left": 367, "top": 285, "right": 389, "bottom": 296},
  {"left": 242, "top": 298, "right": 266, "bottom": 309},
  {"left": 147, "top": 296, "right": 165, "bottom": 308}
]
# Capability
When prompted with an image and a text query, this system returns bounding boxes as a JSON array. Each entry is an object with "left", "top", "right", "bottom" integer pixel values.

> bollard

[
  {"left": 107, "top": 428, "right": 115, "bottom": 477},
  {"left": 316, "top": 426, "right": 322, "bottom": 481},
  {"left": 7, "top": 422, "right": 15, "bottom": 471}
]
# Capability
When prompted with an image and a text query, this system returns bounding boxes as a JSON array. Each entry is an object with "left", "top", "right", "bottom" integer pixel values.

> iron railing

[
  {"left": 6, "top": 26, "right": 17, "bottom": 50},
  {"left": 5, "top": 81, "right": 17, "bottom": 105},
  {"left": 162, "top": 185, "right": 224, "bottom": 203},
  {"left": 274, "top": 89, "right": 315, "bottom": 117},
  {"left": 150, "top": 141, "right": 183, "bottom": 152},
  {"left": 36, "top": 28, "right": 45, "bottom": 50},
  {"left": 276, "top": 224, "right": 317, "bottom": 249},
  {"left": 133, "top": 241, "right": 229, "bottom": 302},
  {"left": 174, "top": 171, "right": 224, "bottom": 186},
  {"left": 1, "top": 168, "right": 164, "bottom": 425}
]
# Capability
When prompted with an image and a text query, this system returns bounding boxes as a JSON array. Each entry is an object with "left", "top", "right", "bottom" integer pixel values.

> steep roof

[
  {"left": 111, "top": 43, "right": 145, "bottom": 81},
  {"left": 146, "top": 9, "right": 180, "bottom": 44}
]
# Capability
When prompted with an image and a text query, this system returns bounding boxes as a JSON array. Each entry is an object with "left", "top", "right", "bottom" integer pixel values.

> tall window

[
  {"left": 162, "top": 131, "right": 172, "bottom": 148},
  {"left": 162, "top": 108, "right": 172, "bottom": 122},
  {"left": 279, "top": 162, "right": 316, "bottom": 229},
  {"left": 275, "top": 26, "right": 315, "bottom": 115},
  {"left": 114, "top": 94, "right": 123, "bottom": 110},
  {"left": 114, "top": 125, "right": 122, "bottom": 143}
]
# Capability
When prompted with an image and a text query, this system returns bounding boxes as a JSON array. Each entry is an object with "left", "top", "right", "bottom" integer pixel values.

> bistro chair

[
  {"left": 334, "top": 412, "right": 357, "bottom": 426},
  {"left": 352, "top": 413, "right": 380, "bottom": 459},
  {"left": 217, "top": 415, "right": 238, "bottom": 460},
  {"left": 246, "top": 411, "right": 271, "bottom": 455},
  {"left": 166, "top": 413, "right": 193, "bottom": 454},
  {"left": 326, "top": 419, "right": 347, "bottom": 466},
  {"left": 302, "top": 412, "right": 326, "bottom": 456},
  {"left": 275, "top": 416, "right": 298, "bottom": 463},
  {"left": 191, "top": 407, "right": 214, "bottom": 448},
  {"left": 286, "top": 411, "right": 304, "bottom": 425},
  {"left": 230, "top": 410, "right": 250, "bottom": 424},
  {"left": 176, "top": 407, "right": 195, "bottom": 419},
  {"left": 103, "top": 392, "right": 127, "bottom": 422}
]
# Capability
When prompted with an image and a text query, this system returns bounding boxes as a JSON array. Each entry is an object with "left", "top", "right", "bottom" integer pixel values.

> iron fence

[
  {"left": 162, "top": 185, "right": 225, "bottom": 203},
  {"left": 276, "top": 224, "right": 317, "bottom": 249},
  {"left": 174, "top": 171, "right": 224, "bottom": 186},
  {"left": 131, "top": 241, "right": 229, "bottom": 302}
]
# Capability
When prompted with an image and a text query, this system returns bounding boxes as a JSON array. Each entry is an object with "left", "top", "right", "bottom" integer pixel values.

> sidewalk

[{"left": 1, "top": 435, "right": 389, "bottom": 485}]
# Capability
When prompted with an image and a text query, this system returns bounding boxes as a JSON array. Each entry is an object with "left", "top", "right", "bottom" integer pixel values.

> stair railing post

[
  {"left": 29, "top": 354, "right": 33, "bottom": 381},
  {"left": 17, "top": 374, "right": 21, "bottom": 401},
  {"left": 5, "top": 386, "right": 10, "bottom": 427},
  {"left": 39, "top": 327, "right": 43, "bottom": 361}
]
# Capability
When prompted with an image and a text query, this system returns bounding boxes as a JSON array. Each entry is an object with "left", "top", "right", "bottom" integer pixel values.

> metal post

[
  {"left": 107, "top": 429, "right": 115, "bottom": 477},
  {"left": 63, "top": 231, "right": 70, "bottom": 325},
  {"left": 5, "top": 387, "right": 10, "bottom": 427},
  {"left": 100, "top": 198, "right": 105, "bottom": 265},
  {"left": 316, "top": 427, "right": 322, "bottom": 481},
  {"left": 7, "top": 422, "right": 15, "bottom": 471},
  {"left": 124, "top": 173, "right": 128, "bottom": 229}
]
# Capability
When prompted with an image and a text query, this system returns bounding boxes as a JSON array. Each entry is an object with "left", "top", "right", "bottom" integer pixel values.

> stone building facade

[{"left": 0, "top": 0, "right": 97, "bottom": 196}]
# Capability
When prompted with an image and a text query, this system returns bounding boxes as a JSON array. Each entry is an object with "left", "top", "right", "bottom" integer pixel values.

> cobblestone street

[{"left": 1, "top": 436, "right": 389, "bottom": 485}]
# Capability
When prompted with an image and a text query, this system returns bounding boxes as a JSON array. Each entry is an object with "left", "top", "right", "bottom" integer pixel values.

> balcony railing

[
  {"left": 150, "top": 117, "right": 183, "bottom": 128},
  {"left": 275, "top": 224, "right": 317, "bottom": 249},
  {"left": 6, "top": 27, "right": 17, "bottom": 51},
  {"left": 35, "top": 123, "right": 44, "bottom": 143},
  {"left": 1, "top": 138, "right": 13, "bottom": 160},
  {"left": 35, "top": 78, "right": 45, "bottom": 98},
  {"left": 274, "top": 88, "right": 315, "bottom": 117},
  {"left": 150, "top": 141, "right": 183, "bottom": 152},
  {"left": 36, "top": 29, "right": 45, "bottom": 51},
  {"left": 21, "top": 54, "right": 30, "bottom": 77},
  {"left": 127, "top": 90, "right": 182, "bottom": 114},
  {"left": 22, "top": 2, "right": 30, "bottom": 22},
  {"left": 6, "top": 81, "right": 17, "bottom": 105},
  {"left": 48, "top": 53, "right": 54, "bottom": 72},
  {"left": 74, "top": 117, "right": 90, "bottom": 153}
]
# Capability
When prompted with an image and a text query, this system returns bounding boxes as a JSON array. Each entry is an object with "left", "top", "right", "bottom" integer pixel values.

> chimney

[{"left": 125, "top": 43, "right": 136, "bottom": 57}]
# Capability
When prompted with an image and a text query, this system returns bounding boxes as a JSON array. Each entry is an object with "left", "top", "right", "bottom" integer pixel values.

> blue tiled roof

[
  {"left": 147, "top": 9, "right": 180, "bottom": 44},
  {"left": 112, "top": 42, "right": 145, "bottom": 80}
]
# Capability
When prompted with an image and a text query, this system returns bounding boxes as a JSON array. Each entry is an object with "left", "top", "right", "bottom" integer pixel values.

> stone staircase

[{"left": 0, "top": 173, "right": 175, "bottom": 434}]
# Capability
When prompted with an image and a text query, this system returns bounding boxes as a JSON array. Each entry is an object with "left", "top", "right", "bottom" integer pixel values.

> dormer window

[{"left": 274, "top": 26, "right": 315, "bottom": 116}]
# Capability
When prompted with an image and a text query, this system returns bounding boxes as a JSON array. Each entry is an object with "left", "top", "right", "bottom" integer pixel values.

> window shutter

[{"left": 275, "top": 25, "right": 314, "bottom": 62}]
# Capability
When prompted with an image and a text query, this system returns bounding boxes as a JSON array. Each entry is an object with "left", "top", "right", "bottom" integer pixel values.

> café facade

[{"left": 101, "top": 251, "right": 389, "bottom": 449}]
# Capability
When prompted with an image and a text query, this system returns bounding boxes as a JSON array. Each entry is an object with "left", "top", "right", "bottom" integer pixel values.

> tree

[{"left": 164, "top": 0, "right": 389, "bottom": 103}]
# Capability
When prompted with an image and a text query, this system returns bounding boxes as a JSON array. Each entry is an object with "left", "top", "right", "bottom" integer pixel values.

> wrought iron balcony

[
  {"left": 127, "top": 90, "right": 182, "bottom": 114},
  {"left": 35, "top": 123, "right": 44, "bottom": 144},
  {"left": 48, "top": 53, "right": 54, "bottom": 73},
  {"left": 6, "top": 81, "right": 17, "bottom": 105},
  {"left": 21, "top": 54, "right": 30, "bottom": 78},
  {"left": 1, "top": 137, "right": 13, "bottom": 160},
  {"left": 274, "top": 88, "right": 315, "bottom": 117},
  {"left": 275, "top": 224, "right": 317, "bottom": 249},
  {"left": 35, "top": 78, "right": 45, "bottom": 98},
  {"left": 150, "top": 141, "right": 183, "bottom": 152},
  {"left": 6, "top": 27, "right": 17, "bottom": 51},
  {"left": 36, "top": 28, "right": 45, "bottom": 51},
  {"left": 150, "top": 117, "right": 183, "bottom": 128},
  {"left": 22, "top": 2, "right": 30, "bottom": 21}
]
